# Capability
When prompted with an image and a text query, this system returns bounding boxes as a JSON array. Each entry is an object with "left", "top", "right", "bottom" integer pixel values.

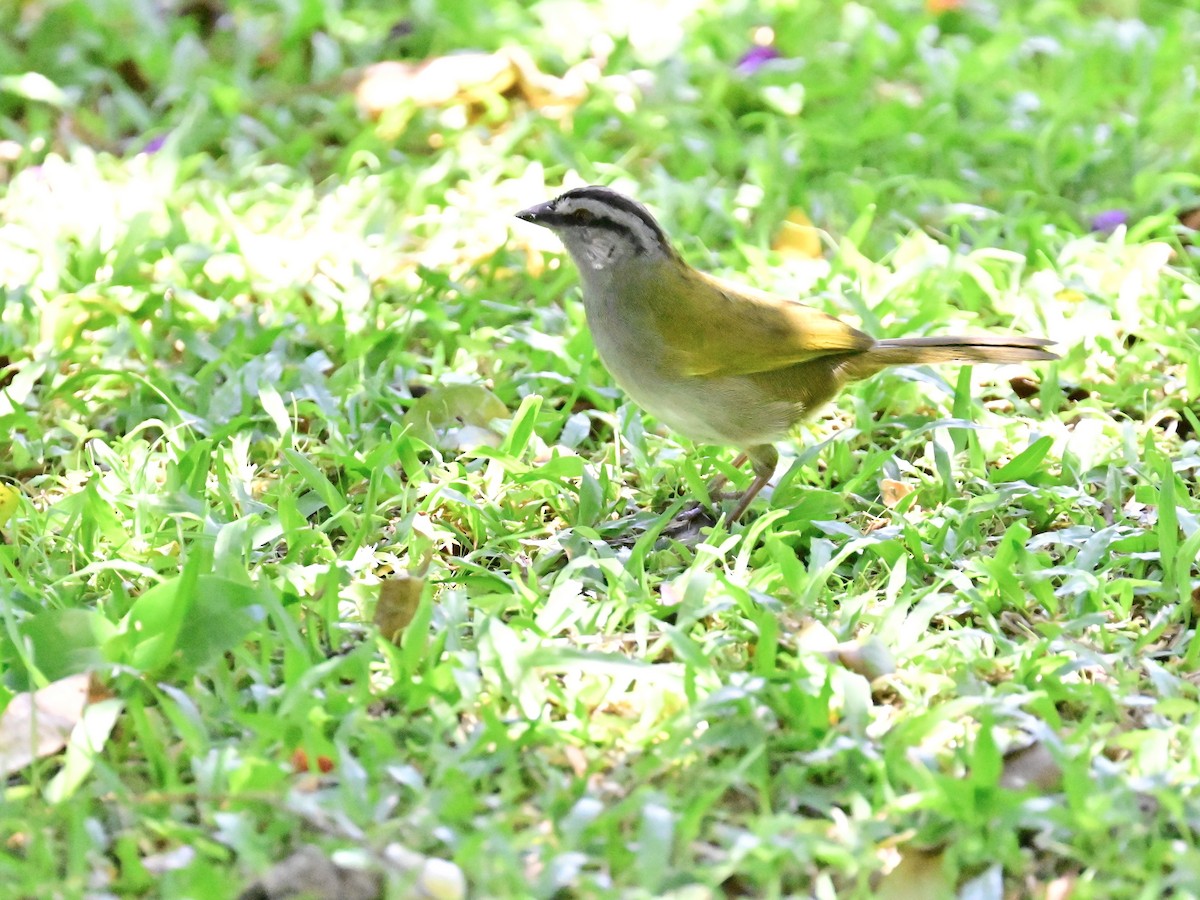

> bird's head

[{"left": 516, "top": 186, "right": 677, "bottom": 271}]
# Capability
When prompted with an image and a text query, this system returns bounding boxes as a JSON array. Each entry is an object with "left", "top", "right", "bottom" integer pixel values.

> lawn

[{"left": 2, "top": 0, "right": 1199, "bottom": 897}]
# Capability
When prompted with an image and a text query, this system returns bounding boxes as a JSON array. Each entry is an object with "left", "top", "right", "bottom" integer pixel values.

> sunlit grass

[{"left": 1, "top": 0, "right": 1199, "bottom": 897}]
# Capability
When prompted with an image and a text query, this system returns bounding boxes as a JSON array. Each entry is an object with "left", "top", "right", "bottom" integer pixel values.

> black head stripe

[{"left": 557, "top": 186, "right": 670, "bottom": 247}]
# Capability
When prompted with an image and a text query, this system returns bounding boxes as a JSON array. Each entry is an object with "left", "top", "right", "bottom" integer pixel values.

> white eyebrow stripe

[{"left": 559, "top": 198, "right": 661, "bottom": 253}]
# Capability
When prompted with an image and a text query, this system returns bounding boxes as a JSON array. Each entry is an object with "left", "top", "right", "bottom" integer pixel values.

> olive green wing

[{"left": 651, "top": 271, "right": 875, "bottom": 378}]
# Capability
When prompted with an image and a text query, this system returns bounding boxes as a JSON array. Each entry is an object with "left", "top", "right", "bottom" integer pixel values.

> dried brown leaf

[
  {"left": 1009, "top": 375, "right": 1040, "bottom": 400},
  {"left": 374, "top": 574, "right": 426, "bottom": 644}
]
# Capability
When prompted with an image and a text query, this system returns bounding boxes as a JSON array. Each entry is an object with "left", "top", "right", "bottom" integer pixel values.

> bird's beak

[{"left": 515, "top": 200, "right": 555, "bottom": 226}]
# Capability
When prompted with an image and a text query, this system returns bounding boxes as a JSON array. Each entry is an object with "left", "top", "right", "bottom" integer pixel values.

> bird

[{"left": 515, "top": 186, "right": 1057, "bottom": 522}]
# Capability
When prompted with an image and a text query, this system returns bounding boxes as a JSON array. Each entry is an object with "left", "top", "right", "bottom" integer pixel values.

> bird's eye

[{"left": 573, "top": 208, "right": 595, "bottom": 223}]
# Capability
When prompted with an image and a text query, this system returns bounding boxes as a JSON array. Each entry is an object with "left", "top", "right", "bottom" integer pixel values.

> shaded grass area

[{"left": 1, "top": 0, "right": 1199, "bottom": 896}]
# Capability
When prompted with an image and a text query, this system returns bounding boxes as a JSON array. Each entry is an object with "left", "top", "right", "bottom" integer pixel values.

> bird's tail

[{"left": 842, "top": 335, "right": 1057, "bottom": 379}]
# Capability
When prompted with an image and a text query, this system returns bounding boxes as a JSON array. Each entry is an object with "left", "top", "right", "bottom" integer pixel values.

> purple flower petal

[
  {"left": 736, "top": 45, "right": 781, "bottom": 76},
  {"left": 140, "top": 134, "right": 168, "bottom": 155},
  {"left": 1090, "top": 209, "right": 1128, "bottom": 232}
]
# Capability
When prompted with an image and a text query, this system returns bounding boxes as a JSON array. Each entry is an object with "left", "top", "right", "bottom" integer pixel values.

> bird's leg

[
  {"left": 669, "top": 447, "right": 774, "bottom": 536},
  {"left": 666, "top": 452, "right": 749, "bottom": 535},
  {"left": 727, "top": 445, "right": 778, "bottom": 522},
  {"left": 705, "top": 452, "right": 748, "bottom": 498},
  {"left": 727, "top": 472, "right": 771, "bottom": 522}
]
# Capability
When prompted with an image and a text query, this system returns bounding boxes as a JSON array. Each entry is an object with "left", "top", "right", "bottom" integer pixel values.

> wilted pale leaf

[
  {"left": 45, "top": 697, "right": 122, "bottom": 802},
  {"left": 0, "top": 71, "right": 69, "bottom": 107},
  {"left": 39, "top": 292, "right": 95, "bottom": 350},
  {"left": 0, "top": 674, "right": 90, "bottom": 775},
  {"left": 416, "top": 858, "right": 467, "bottom": 900},
  {"left": 761, "top": 83, "right": 805, "bottom": 117},
  {"left": 383, "top": 844, "right": 466, "bottom": 900},
  {"left": 356, "top": 54, "right": 516, "bottom": 116},
  {"left": 875, "top": 848, "right": 953, "bottom": 900},
  {"left": 772, "top": 209, "right": 823, "bottom": 259},
  {"left": 404, "top": 384, "right": 508, "bottom": 450},
  {"left": 238, "top": 845, "right": 382, "bottom": 900},
  {"left": 1043, "top": 874, "right": 1077, "bottom": 900},
  {"left": 794, "top": 619, "right": 838, "bottom": 652},
  {"left": 374, "top": 573, "right": 426, "bottom": 644},
  {"left": 999, "top": 741, "right": 1063, "bottom": 792},
  {"left": 834, "top": 638, "right": 896, "bottom": 680},
  {"left": 142, "top": 845, "right": 198, "bottom": 875},
  {"left": 355, "top": 47, "right": 592, "bottom": 122}
]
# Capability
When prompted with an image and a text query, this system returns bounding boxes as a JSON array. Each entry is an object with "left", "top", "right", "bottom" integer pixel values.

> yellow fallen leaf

[
  {"left": 772, "top": 209, "right": 823, "bottom": 259},
  {"left": 0, "top": 482, "right": 17, "bottom": 529},
  {"left": 504, "top": 46, "right": 593, "bottom": 117},
  {"left": 880, "top": 478, "right": 915, "bottom": 508}
]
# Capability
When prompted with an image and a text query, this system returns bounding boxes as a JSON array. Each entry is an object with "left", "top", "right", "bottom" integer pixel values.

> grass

[{"left": 1, "top": 0, "right": 1199, "bottom": 897}]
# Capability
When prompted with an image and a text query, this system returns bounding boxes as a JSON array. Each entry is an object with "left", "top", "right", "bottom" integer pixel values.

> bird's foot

[{"left": 658, "top": 501, "right": 717, "bottom": 544}]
